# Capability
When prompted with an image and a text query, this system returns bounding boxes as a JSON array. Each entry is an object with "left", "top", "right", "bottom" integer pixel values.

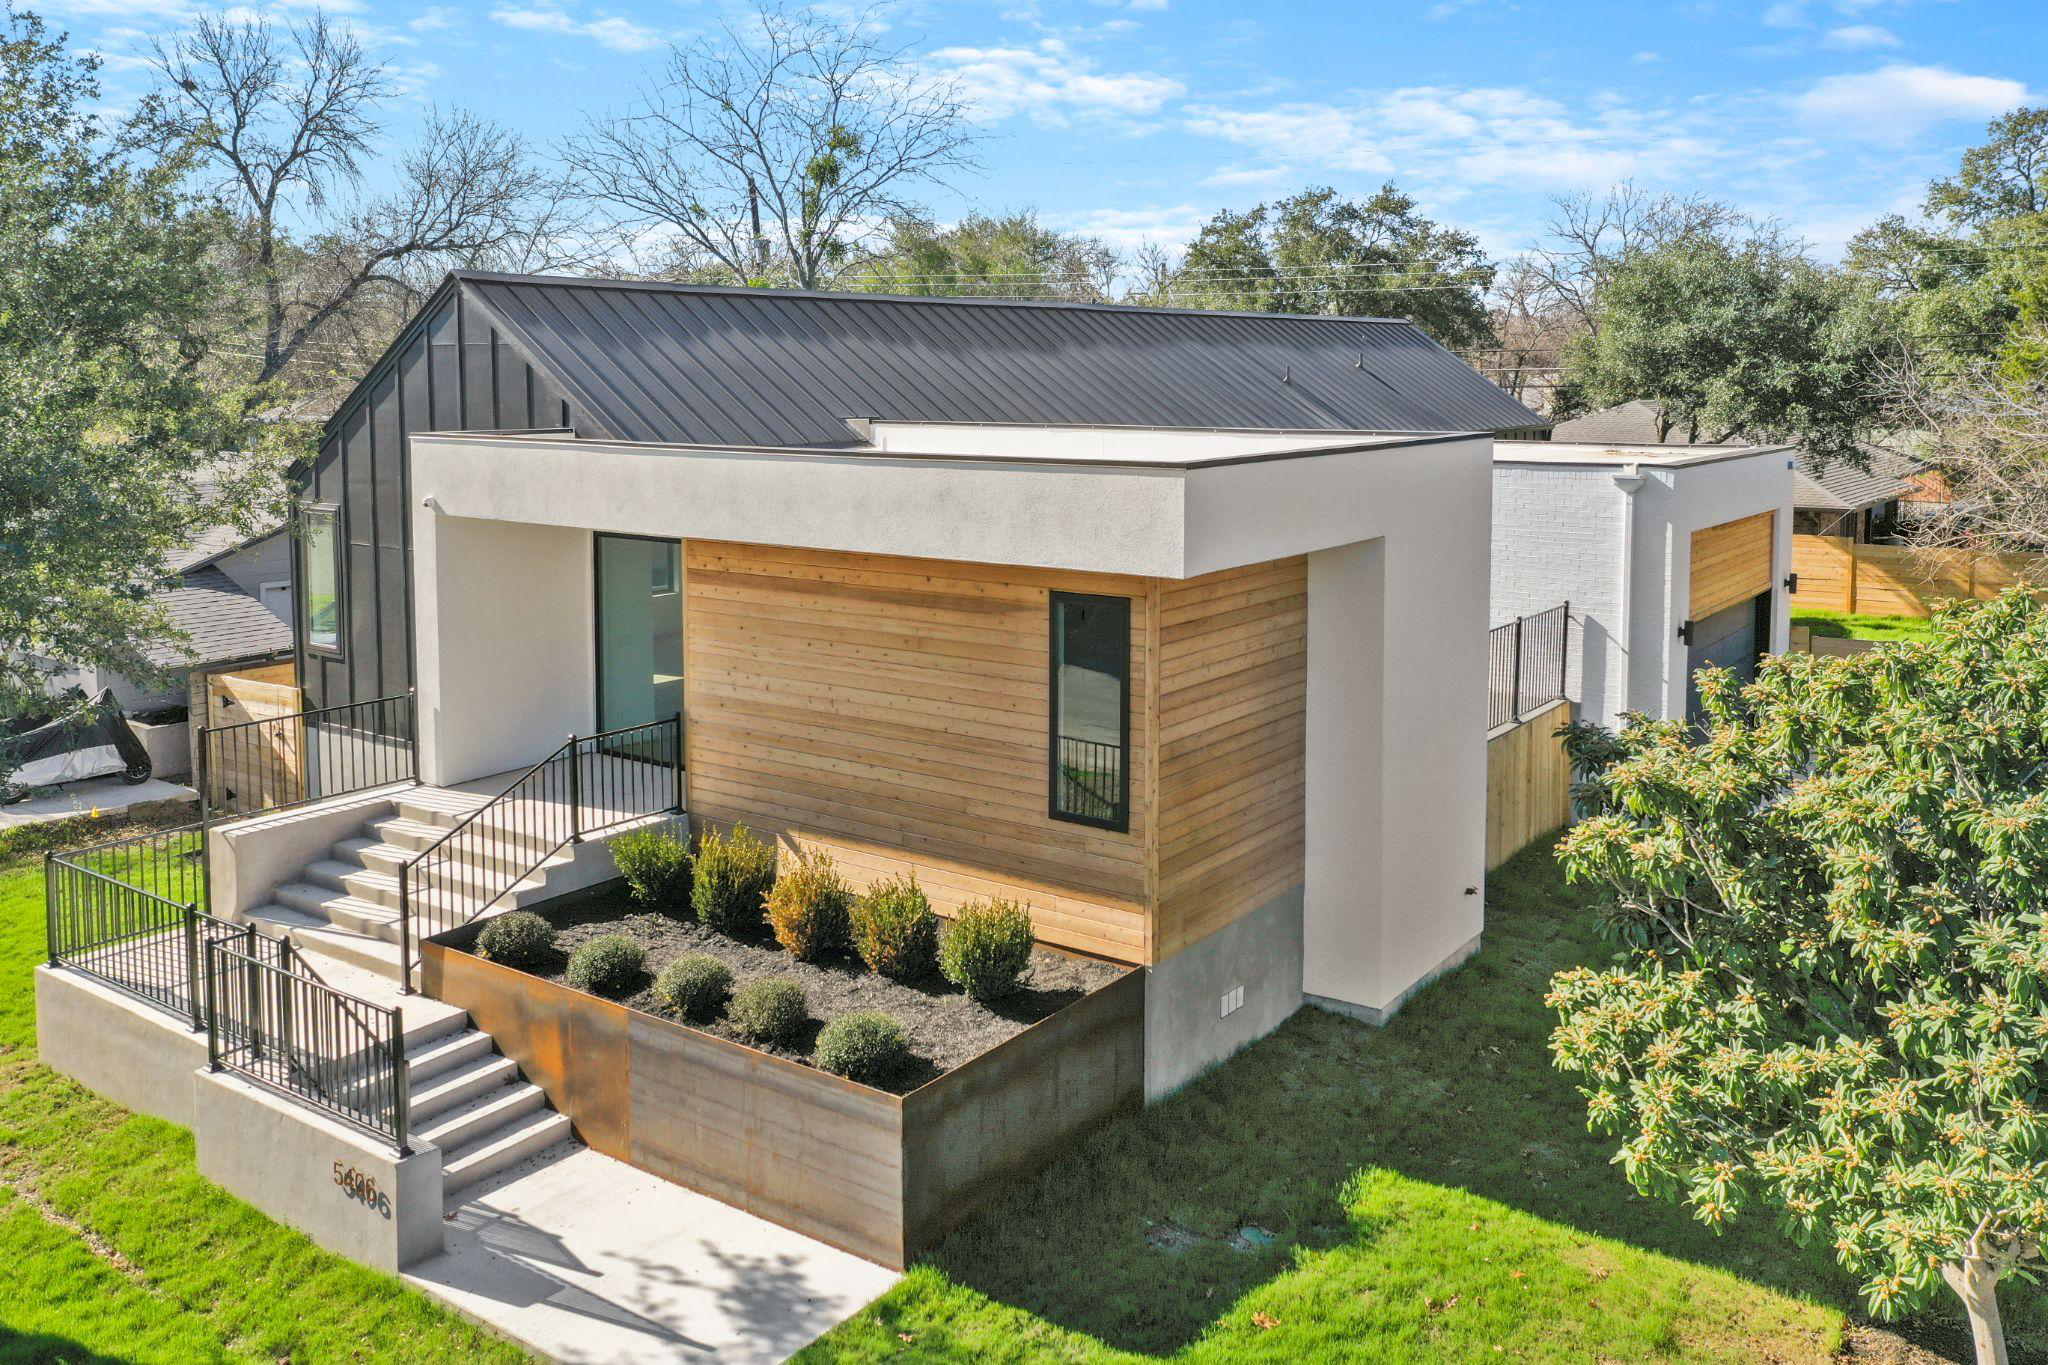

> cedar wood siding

[
  {"left": 296, "top": 284, "right": 586, "bottom": 710},
  {"left": 1689, "top": 510, "right": 1776, "bottom": 620},
  {"left": 1155, "top": 558, "right": 1308, "bottom": 960},
  {"left": 683, "top": 541, "right": 1308, "bottom": 966}
]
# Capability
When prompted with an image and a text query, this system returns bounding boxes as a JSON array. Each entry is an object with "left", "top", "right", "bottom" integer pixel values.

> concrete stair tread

[
  {"left": 208, "top": 916, "right": 462, "bottom": 1043},
  {"left": 277, "top": 882, "right": 400, "bottom": 924},
  {"left": 441, "top": 1111, "right": 575, "bottom": 1197},
  {"left": 415, "top": 1082, "right": 547, "bottom": 1151},
  {"left": 410, "top": 1054, "right": 519, "bottom": 1120},
  {"left": 404, "top": 1027, "right": 492, "bottom": 1078}
]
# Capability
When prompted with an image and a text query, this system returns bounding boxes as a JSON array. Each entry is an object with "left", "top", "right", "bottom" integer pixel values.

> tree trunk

[{"left": 1942, "top": 1257, "right": 2009, "bottom": 1365}]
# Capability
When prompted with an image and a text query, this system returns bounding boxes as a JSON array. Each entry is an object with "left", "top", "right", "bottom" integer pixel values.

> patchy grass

[
  {"left": 0, "top": 855, "right": 532, "bottom": 1363},
  {"left": 1793, "top": 608, "right": 1938, "bottom": 642},
  {"left": 804, "top": 843, "right": 2040, "bottom": 1364}
]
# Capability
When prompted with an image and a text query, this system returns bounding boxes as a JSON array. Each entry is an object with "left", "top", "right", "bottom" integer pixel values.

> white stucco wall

[{"left": 412, "top": 513, "right": 594, "bottom": 787}]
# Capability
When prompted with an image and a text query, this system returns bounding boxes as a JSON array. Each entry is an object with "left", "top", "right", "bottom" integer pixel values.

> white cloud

[
  {"left": 1051, "top": 203, "right": 1208, "bottom": 254},
  {"left": 1794, "top": 64, "right": 2032, "bottom": 142},
  {"left": 927, "top": 41, "right": 1184, "bottom": 124},
  {"left": 490, "top": 4, "right": 665, "bottom": 52},
  {"left": 1128, "top": 0, "right": 1169, "bottom": 10},
  {"left": 410, "top": 7, "right": 461, "bottom": 32},
  {"left": 1823, "top": 23, "right": 1900, "bottom": 48}
]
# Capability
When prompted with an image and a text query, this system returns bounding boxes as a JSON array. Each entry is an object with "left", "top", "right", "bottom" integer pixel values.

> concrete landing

[{"left": 407, "top": 1146, "right": 897, "bottom": 1365}]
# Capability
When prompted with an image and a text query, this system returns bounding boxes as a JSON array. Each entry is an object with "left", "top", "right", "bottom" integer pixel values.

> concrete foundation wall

[
  {"left": 1143, "top": 886, "right": 1304, "bottom": 1099},
  {"left": 35, "top": 967, "right": 209, "bottom": 1128},
  {"left": 193, "top": 1070, "right": 444, "bottom": 1272}
]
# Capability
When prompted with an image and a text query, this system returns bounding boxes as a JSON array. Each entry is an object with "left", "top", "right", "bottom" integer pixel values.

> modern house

[
  {"left": 1491, "top": 438, "right": 1795, "bottom": 728},
  {"left": 38, "top": 274, "right": 1543, "bottom": 1295}
]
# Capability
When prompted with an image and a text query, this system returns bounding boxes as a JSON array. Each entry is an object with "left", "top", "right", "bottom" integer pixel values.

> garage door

[{"left": 1687, "top": 592, "right": 1770, "bottom": 721}]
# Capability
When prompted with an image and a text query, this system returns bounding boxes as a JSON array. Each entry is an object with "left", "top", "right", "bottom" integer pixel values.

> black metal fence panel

[
  {"left": 198, "top": 692, "right": 418, "bottom": 823},
  {"left": 1488, "top": 603, "right": 1572, "bottom": 731}
]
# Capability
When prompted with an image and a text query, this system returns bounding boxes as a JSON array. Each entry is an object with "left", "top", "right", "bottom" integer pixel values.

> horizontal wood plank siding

[
  {"left": 1689, "top": 511, "right": 1776, "bottom": 619},
  {"left": 685, "top": 541, "right": 1152, "bottom": 962},
  {"left": 1153, "top": 557, "right": 1307, "bottom": 960}
]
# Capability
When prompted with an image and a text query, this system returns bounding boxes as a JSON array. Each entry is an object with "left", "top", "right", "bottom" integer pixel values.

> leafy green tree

[
  {"left": 1849, "top": 108, "right": 2048, "bottom": 375},
  {"left": 0, "top": 7, "right": 274, "bottom": 719},
  {"left": 1555, "top": 233, "right": 1890, "bottom": 460},
  {"left": 1169, "top": 185, "right": 1495, "bottom": 348},
  {"left": 847, "top": 211, "right": 1117, "bottom": 302},
  {"left": 1548, "top": 593, "right": 2048, "bottom": 1365}
]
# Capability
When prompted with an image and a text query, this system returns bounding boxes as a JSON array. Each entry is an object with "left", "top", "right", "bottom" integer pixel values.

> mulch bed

[{"left": 492, "top": 884, "right": 1124, "bottom": 1094}]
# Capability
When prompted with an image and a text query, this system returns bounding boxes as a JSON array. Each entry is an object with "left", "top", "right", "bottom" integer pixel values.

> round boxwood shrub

[
  {"left": 939, "top": 897, "right": 1036, "bottom": 1002},
  {"left": 564, "top": 934, "right": 645, "bottom": 997},
  {"left": 728, "top": 977, "right": 808, "bottom": 1047},
  {"left": 691, "top": 823, "right": 777, "bottom": 937},
  {"left": 850, "top": 874, "right": 938, "bottom": 981},
  {"left": 767, "top": 849, "right": 852, "bottom": 961},
  {"left": 654, "top": 953, "right": 732, "bottom": 1022},
  {"left": 474, "top": 910, "right": 555, "bottom": 969},
  {"left": 611, "top": 826, "right": 692, "bottom": 912},
  {"left": 814, "top": 1011, "right": 911, "bottom": 1086}
]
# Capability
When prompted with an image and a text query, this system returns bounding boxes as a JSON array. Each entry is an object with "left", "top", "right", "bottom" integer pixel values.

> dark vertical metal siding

[{"left": 297, "top": 286, "right": 585, "bottom": 710}]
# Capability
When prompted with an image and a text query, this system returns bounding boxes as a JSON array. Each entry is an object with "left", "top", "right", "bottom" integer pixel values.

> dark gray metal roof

[
  {"left": 452, "top": 271, "right": 1544, "bottom": 446},
  {"left": 151, "top": 566, "right": 293, "bottom": 667}
]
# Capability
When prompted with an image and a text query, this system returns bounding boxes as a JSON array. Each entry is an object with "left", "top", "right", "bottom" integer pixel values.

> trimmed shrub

[
  {"left": 729, "top": 977, "right": 808, "bottom": 1047},
  {"left": 850, "top": 874, "right": 938, "bottom": 981},
  {"left": 611, "top": 827, "right": 692, "bottom": 911},
  {"left": 654, "top": 953, "right": 732, "bottom": 1022},
  {"left": 814, "top": 1011, "right": 911, "bottom": 1086},
  {"left": 564, "top": 934, "right": 645, "bottom": 997},
  {"left": 766, "top": 849, "right": 852, "bottom": 961},
  {"left": 691, "top": 823, "right": 777, "bottom": 937},
  {"left": 939, "top": 898, "right": 1036, "bottom": 1001},
  {"left": 475, "top": 910, "right": 556, "bottom": 970}
]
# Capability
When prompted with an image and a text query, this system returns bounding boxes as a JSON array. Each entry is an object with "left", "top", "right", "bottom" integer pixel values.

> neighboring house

[
  {"left": 1492, "top": 439, "right": 1796, "bottom": 729},
  {"left": 31, "top": 511, "right": 294, "bottom": 780},
  {"left": 1551, "top": 398, "right": 1925, "bottom": 543}
]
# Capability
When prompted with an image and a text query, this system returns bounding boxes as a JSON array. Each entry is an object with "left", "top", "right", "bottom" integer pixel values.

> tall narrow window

[
  {"left": 1049, "top": 592, "right": 1130, "bottom": 831},
  {"left": 301, "top": 505, "right": 342, "bottom": 656}
]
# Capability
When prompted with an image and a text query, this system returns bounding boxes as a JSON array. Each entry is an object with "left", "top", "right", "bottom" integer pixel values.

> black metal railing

[
  {"left": 205, "top": 937, "right": 410, "bottom": 1152},
  {"left": 198, "top": 691, "right": 418, "bottom": 824},
  {"left": 46, "top": 822, "right": 215, "bottom": 1026},
  {"left": 1488, "top": 602, "right": 1571, "bottom": 731},
  {"left": 1055, "top": 735, "right": 1123, "bottom": 824},
  {"left": 398, "top": 714, "right": 682, "bottom": 988}
]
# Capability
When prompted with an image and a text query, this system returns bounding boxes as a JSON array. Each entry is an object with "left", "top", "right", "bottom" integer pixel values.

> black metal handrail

[
  {"left": 198, "top": 691, "right": 419, "bottom": 825},
  {"left": 397, "top": 714, "right": 682, "bottom": 990},
  {"left": 47, "top": 821, "right": 213, "bottom": 1027},
  {"left": 205, "top": 937, "right": 410, "bottom": 1153},
  {"left": 1488, "top": 601, "right": 1572, "bottom": 731}
]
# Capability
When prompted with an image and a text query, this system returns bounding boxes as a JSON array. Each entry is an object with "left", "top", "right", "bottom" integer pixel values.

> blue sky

[{"left": 54, "top": 0, "right": 2044, "bottom": 265}]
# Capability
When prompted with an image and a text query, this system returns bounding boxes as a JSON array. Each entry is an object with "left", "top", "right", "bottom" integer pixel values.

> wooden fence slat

[
  {"left": 1792, "top": 535, "right": 2048, "bottom": 618},
  {"left": 1486, "top": 701, "right": 1573, "bottom": 872}
]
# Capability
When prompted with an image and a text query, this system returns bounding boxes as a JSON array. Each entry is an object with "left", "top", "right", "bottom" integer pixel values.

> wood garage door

[{"left": 1690, "top": 511, "right": 1775, "bottom": 621}]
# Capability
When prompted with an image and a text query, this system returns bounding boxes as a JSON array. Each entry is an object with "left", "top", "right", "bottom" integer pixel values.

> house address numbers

[{"left": 333, "top": 1160, "right": 392, "bottom": 1218}]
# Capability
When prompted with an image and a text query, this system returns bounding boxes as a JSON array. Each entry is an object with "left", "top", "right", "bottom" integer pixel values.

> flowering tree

[{"left": 1548, "top": 592, "right": 2048, "bottom": 1365}]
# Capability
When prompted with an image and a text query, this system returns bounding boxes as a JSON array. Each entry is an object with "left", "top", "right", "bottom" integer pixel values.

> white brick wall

[{"left": 1491, "top": 464, "right": 1630, "bottom": 729}]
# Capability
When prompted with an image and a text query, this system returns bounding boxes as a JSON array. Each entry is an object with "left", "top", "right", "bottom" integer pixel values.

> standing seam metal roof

[{"left": 452, "top": 271, "right": 1544, "bottom": 447}]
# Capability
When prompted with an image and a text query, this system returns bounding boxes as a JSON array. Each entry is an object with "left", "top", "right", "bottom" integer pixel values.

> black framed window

[
  {"left": 300, "top": 505, "right": 343, "bottom": 657},
  {"left": 1049, "top": 592, "right": 1130, "bottom": 831}
]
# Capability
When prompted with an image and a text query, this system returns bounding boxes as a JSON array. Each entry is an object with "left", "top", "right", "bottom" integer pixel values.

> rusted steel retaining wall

[{"left": 422, "top": 933, "right": 1143, "bottom": 1267}]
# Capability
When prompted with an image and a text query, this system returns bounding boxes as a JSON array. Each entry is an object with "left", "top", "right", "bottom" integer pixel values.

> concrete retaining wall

[
  {"left": 35, "top": 966, "right": 209, "bottom": 1128},
  {"left": 1143, "top": 885, "right": 1303, "bottom": 1100}
]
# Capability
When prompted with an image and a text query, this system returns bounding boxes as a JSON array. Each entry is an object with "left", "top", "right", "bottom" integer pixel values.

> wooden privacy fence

[
  {"left": 1792, "top": 535, "right": 2048, "bottom": 617},
  {"left": 198, "top": 665, "right": 303, "bottom": 815},
  {"left": 1487, "top": 699, "right": 1574, "bottom": 871}
]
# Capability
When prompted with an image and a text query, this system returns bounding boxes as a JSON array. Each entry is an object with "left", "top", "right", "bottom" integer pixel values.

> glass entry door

[{"left": 595, "top": 535, "right": 684, "bottom": 736}]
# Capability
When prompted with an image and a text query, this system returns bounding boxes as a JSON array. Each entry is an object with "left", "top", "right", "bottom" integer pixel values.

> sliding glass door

[{"left": 594, "top": 535, "right": 684, "bottom": 746}]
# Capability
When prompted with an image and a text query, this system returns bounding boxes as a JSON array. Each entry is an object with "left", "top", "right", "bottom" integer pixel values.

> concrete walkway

[
  {"left": 407, "top": 1145, "right": 898, "bottom": 1364},
  {"left": 0, "top": 776, "right": 195, "bottom": 829}
]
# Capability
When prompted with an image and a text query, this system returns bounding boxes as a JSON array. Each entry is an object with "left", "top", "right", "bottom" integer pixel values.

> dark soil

[{"left": 489, "top": 884, "right": 1125, "bottom": 1094}]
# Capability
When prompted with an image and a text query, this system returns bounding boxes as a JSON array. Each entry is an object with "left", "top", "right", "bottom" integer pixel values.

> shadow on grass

[
  {"left": 0, "top": 1329, "right": 144, "bottom": 1364},
  {"left": 912, "top": 842, "right": 2014, "bottom": 1362}
]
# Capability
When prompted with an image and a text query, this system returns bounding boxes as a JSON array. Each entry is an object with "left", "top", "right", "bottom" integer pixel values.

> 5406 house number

[{"left": 333, "top": 1161, "right": 392, "bottom": 1217}]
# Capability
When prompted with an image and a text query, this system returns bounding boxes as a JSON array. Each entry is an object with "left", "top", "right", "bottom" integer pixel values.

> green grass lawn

[
  {"left": 1793, "top": 608, "right": 1938, "bottom": 642},
  {"left": 804, "top": 842, "right": 2041, "bottom": 1364},
  {"left": 0, "top": 849, "right": 534, "bottom": 1363}
]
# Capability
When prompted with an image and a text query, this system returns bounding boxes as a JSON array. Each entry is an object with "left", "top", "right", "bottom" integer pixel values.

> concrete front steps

[
  {"left": 285, "top": 941, "right": 576, "bottom": 1207},
  {"left": 241, "top": 788, "right": 577, "bottom": 984}
]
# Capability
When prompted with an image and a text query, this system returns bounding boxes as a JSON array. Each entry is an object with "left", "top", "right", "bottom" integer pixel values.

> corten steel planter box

[{"left": 420, "top": 928, "right": 1144, "bottom": 1268}]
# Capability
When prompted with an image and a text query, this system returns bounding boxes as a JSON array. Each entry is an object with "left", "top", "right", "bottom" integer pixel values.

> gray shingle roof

[
  {"left": 150, "top": 565, "right": 293, "bottom": 667},
  {"left": 1547, "top": 400, "right": 1670, "bottom": 445},
  {"left": 455, "top": 271, "right": 1545, "bottom": 446}
]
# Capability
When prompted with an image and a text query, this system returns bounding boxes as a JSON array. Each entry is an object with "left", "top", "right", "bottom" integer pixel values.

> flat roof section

[{"left": 1495, "top": 439, "right": 1794, "bottom": 470}]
